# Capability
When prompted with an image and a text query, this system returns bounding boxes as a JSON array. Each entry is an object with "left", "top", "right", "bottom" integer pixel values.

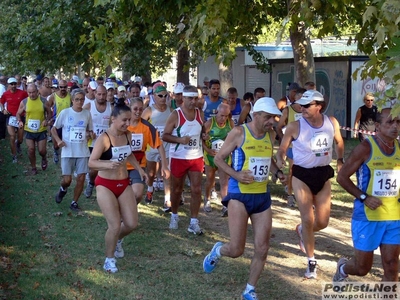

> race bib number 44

[
  {"left": 311, "top": 132, "right": 332, "bottom": 156},
  {"left": 249, "top": 157, "right": 271, "bottom": 182},
  {"left": 372, "top": 170, "right": 399, "bottom": 197}
]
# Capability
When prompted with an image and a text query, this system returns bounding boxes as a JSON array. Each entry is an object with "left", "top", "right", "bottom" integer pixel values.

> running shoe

[
  {"left": 41, "top": 158, "right": 48, "bottom": 171},
  {"left": 296, "top": 224, "right": 306, "bottom": 253},
  {"left": 221, "top": 206, "right": 228, "bottom": 217},
  {"left": 188, "top": 220, "right": 203, "bottom": 235},
  {"left": 169, "top": 215, "right": 179, "bottom": 229},
  {"left": 84, "top": 183, "right": 94, "bottom": 198},
  {"left": 304, "top": 260, "right": 317, "bottom": 279},
  {"left": 287, "top": 195, "right": 296, "bottom": 207},
  {"left": 70, "top": 202, "right": 81, "bottom": 212},
  {"left": 103, "top": 258, "right": 118, "bottom": 273},
  {"left": 145, "top": 191, "right": 153, "bottom": 204},
  {"left": 114, "top": 239, "right": 124, "bottom": 258},
  {"left": 203, "top": 199, "right": 212, "bottom": 212},
  {"left": 210, "top": 189, "right": 218, "bottom": 199},
  {"left": 55, "top": 188, "right": 67, "bottom": 203},
  {"left": 242, "top": 289, "right": 259, "bottom": 300},
  {"left": 31, "top": 168, "right": 38, "bottom": 175},
  {"left": 203, "top": 242, "right": 223, "bottom": 273},
  {"left": 333, "top": 257, "right": 349, "bottom": 282}
]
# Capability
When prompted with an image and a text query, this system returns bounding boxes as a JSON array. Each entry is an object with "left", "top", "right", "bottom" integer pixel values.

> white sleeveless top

[
  {"left": 89, "top": 101, "right": 112, "bottom": 147},
  {"left": 292, "top": 114, "right": 334, "bottom": 168},
  {"left": 169, "top": 108, "right": 203, "bottom": 160},
  {"left": 148, "top": 104, "right": 172, "bottom": 153}
]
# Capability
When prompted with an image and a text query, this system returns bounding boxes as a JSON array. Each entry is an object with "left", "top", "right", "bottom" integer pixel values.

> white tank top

[
  {"left": 148, "top": 104, "right": 172, "bottom": 153},
  {"left": 292, "top": 114, "right": 334, "bottom": 168},
  {"left": 169, "top": 108, "right": 203, "bottom": 159},
  {"left": 89, "top": 101, "right": 112, "bottom": 147}
]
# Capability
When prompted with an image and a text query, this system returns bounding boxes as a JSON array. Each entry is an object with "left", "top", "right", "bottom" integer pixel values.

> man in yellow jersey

[
  {"left": 203, "top": 97, "right": 286, "bottom": 300},
  {"left": 15, "top": 84, "right": 52, "bottom": 174},
  {"left": 202, "top": 103, "right": 234, "bottom": 214},
  {"left": 333, "top": 108, "right": 400, "bottom": 282},
  {"left": 47, "top": 79, "right": 71, "bottom": 164}
]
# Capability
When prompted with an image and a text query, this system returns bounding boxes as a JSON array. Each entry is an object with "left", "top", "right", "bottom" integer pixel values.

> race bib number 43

[
  {"left": 27, "top": 119, "right": 40, "bottom": 132},
  {"left": 249, "top": 157, "right": 271, "bottom": 182},
  {"left": 372, "top": 170, "right": 399, "bottom": 197}
]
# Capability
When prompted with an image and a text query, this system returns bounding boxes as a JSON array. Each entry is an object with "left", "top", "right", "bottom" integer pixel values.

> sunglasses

[
  {"left": 10, "top": 83, "right": 17, "bottom": 85},
  {"left": 157, "top": 94, "right": 168, "bottom": 98},
  {"left": 300, "top": 103, "right": 317, "bottom": 108},
  {"left": 59, "top": 86, "right": 67, "bottom": 89}
]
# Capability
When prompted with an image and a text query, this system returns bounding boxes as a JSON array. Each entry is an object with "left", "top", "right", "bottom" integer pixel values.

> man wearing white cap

[
  {"left": 170, "top": 82, "right": 185, "bottom": 109},
  {"left": 203, "top": 97, "right": 286, "bottom": 299},
  {"left": 0, "top": 77, "right": 28, "bottom": 162},
  {"left": 277, "top": 90, "right": 344, "bottom": 279},
  {"left": 83, "top": 81, "right": 98, "bottom": 106},
  {"left": 105, "top": 82, "right": 116, "bottom": 105}
]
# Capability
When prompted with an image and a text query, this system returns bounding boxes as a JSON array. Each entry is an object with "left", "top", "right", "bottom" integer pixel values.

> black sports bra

[{"left": 99, "top": 132, "right": 131, "bottom": 161}]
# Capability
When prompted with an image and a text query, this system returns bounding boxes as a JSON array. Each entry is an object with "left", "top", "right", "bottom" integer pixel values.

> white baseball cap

[
  {"left": 173, "top": 82, "right": 185, "bottom": 94},
  {"left": 296, "top": 90, "right": 324, "bottom": 105},
  {"left": 253, "top": 97, "right": 282, "bottom": 116},
  {"left": 88, "top": 81, "right": 98, "bottom": 90},
  {"left": 117, "top": 86, "right": 126, "bottom": 92},
  {"left": 7, "top": 77, "right": 17, "bottom": 84},
  {"left": 105, "top": 82, "right": 115, "bottom": 90}
]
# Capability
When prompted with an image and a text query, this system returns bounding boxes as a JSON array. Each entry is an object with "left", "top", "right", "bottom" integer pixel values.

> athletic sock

[
  {"left": 245, "top": 283, "right": 255, "bottom": 293},
  {"left": 339, "top": 264, "right": 347, "bottom": 277},
  {"left": 147, "top": 186, "right": 154, "bottom": 192}
]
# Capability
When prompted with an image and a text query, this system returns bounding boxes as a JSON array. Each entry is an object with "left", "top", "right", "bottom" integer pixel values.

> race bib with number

[
  {"left": 94, "top": 124, "right": 108, "bottom": 136},
  {"left": 232, "top": 115, "right": 240, "bottom": 126},
  {"left": 372, "top": 170, "right": 399, "bottom": 197},
  {"left": 211, "top": 139, "right": 224, "bottom": 151},
  {"left": 8, "top": 116, "right": 19, "bottom": 128},
  {"left": 110, "top": 145, "right": 132, "bottom": 162},
  {"left": 155, "top": 125, "right": 165, "bottom": 137},
  {"left": 27, "top": 119, "right": 40, "bottom": 132},
  {"left": 184, "top": 136, "right": 200, "bottom": 150},
  {"left": 69, "top": 127, "right": 85, "bottom": 143},
  {"left": 311, "top": 132, "right": 332, "bottom": 156},
  {"left": 249, "top": 157, "right": 271, "bottom": 182},
  {"left": 130, "top": 134, "right": 143, "bottom": 151}
]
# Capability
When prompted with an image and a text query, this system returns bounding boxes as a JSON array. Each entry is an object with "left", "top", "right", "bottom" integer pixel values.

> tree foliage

[{"left": 353, "top": 0, "right": 400, "bottom": 114}]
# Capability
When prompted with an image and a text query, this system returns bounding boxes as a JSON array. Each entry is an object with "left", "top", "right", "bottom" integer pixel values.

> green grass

[{"left": 0, "top": 138, "right": 376, "bottom": 300}]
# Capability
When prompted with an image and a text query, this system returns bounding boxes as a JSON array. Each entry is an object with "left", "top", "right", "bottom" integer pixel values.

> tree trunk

[
  {"left": 177, "top": 47, "right": 190, "bottom": 85},
  {"left": 218, "top": 62, "right": 233, "bottom": 98},
  {"left": 290, "top": 21, "right": 315, "bottom": 86}
]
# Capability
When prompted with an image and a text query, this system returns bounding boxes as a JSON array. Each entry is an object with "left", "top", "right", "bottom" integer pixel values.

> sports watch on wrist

[{"left": 359, "top": 193, "right": 368, "bottom": 202}]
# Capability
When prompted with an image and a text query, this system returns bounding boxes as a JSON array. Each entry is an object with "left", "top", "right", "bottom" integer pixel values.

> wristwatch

[{"left": 359, "top": 193, "right": 368, "bottom": 202}]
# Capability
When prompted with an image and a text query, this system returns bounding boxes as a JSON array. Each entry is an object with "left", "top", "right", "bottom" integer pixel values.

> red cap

[{"left": 67, "top": 81, "right": 74, "bottom": 87}]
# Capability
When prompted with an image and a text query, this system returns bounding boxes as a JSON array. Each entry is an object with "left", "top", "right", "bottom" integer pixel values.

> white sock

[
  {"left": 148, "top": 186, "right": 154, "bottom": 192},
  {"left": 308, "top": 257, "right": 315, "bottom": 262},
  {"left": 245, "top": 283, "right": 255, "bottom": 293},
  {"left": 339, "top": 264, "right": 347, "bottom": 277},
  {"left": 105, "top": 257, "right": 115, "bottom": 261},
  {"left": 215, "top": 245, "right": 222, "bottom": 257},
  {"left": 171, "top": 213, "right": 178, "bottom": 219},
  {"left": 190, "top": 218, "right": 198, "bottom": 224}
]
